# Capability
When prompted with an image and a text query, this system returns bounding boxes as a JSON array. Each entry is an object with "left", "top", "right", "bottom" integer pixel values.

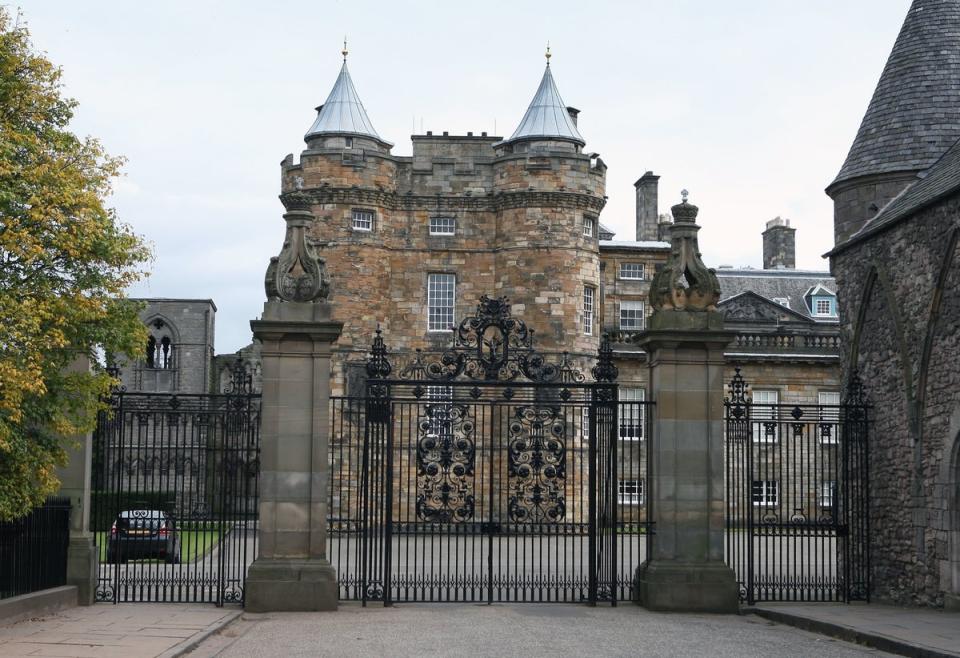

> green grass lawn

[{"left": 95, "top": 529, "right": 221, "bottom": 564}]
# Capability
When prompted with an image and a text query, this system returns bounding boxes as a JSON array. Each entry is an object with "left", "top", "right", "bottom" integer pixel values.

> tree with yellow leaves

[{"left": 0, "top": 9, "right": 150, "bottom": 520}]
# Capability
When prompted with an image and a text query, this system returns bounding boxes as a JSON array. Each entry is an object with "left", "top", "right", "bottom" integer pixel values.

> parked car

[{"left": 106, "top": 510, "right": 180, "bottom": 564}]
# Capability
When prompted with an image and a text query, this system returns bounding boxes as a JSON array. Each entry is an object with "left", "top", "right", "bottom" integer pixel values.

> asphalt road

[{"left": 185, "top": 603, "right": 895, "bottom": 658}]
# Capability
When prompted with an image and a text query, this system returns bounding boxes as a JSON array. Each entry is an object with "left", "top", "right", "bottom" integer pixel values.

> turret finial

[
  {"left": 342, "top": 37, "right": 348, "bottom": 62},
  {"left": 545, "top": 41, "right": 551, "bottom": 64},
  {"left": 681, "top": 188, "right": 689, "bottom": 203}
]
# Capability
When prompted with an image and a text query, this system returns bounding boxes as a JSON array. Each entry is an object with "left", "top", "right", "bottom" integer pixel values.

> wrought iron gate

[
  {"left": 328, "top": 296, "right": 653, "bottom": 604},
  {"left": 91, "top": 371, "right": 260, "bottom": 605},
  {"left": 724, "top": 368, "right": 869, "bottom": 603}
]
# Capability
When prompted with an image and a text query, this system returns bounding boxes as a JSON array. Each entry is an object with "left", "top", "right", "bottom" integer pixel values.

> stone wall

[
  {"left": 831, "top": 191, "right": 960, "bottom": 606},
  {"left": 120, "top": 299, "right": 216, "bottom": 394},
  {"left": 278, "top": 134, "right": 607, "bottom": 395},
  {"left": 828, "top": 171, "right": 918, "bottom": 245}
]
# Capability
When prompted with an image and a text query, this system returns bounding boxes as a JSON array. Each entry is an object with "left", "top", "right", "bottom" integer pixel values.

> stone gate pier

[
  {"left": 245, "top": 204, "right": 342, "bottom": 612},
  {"left": 633, "top": 194, "right": 739, "bottom": 612}
]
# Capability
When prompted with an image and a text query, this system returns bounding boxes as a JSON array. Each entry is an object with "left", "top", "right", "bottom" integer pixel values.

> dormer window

[{"left": 805, "top": 284, "right": 838, "bottom": 318}]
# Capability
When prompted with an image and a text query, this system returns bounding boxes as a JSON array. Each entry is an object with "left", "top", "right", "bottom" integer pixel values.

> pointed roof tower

[
  {"left": 829, "top": 0, "right": 960, "bottom": 190},
  {"left": 501, "top": 46, "right": 585, "bottom": 147},
  {"left": 305, "top": 42, "right": 392, "bottom": 147}
]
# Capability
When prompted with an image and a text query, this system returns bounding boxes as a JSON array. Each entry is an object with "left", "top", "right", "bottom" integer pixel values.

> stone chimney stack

[
  {"left": 657, "top": 213, "right": 673, "bottom": 242},
  {"left": 635, "top": 171, "right": 660, "bottom": 241},
  {"left": 762, "top": 217, "right": 796, "bottom": 269}
]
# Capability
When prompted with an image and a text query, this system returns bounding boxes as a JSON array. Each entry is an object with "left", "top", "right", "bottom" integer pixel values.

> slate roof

[
  {"left": 716, "top": 269, "right": 838, "bottom": 321},
  {"left": 830, "top": 0, "right": 960, "bottom": 189},
  {"left": 305, "top": 61, "right": 390, "bottom": 145},
  {"left": 830, "top": 136, "right": 960, "bottom": 254},
  {"left": 501, "top": 64, "right": 585, "bottom": 146},
  {"left": 719, "top": 290, "right": 816, "bottom": 324}
]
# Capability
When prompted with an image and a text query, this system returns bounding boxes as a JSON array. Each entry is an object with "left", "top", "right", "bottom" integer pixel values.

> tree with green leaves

[{"left": 0, "top": 9, "right": 150, "bottom": 520}]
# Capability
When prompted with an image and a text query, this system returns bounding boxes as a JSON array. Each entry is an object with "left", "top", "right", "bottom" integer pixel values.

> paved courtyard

[{"left": 184, "top": 604, "right": 898, "bottom": 658}]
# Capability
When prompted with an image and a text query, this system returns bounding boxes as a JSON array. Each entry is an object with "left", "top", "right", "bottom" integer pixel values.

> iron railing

[
  {"left": 724, "top": 368, "right": 870, "bottom": 603},
  {"left": 91, "top": 391, "right": 260, "bottom": 605},
  {"left": 0, "top": 497, "right": 71, "bottom": 600},
  {"left": 328, "top": 394, "right": 654, "bottom": 604}
]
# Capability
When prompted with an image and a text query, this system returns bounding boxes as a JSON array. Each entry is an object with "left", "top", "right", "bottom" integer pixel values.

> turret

[
  {"left": 278, "top": 45, "right": 398, "bottom": 359},
  {"left": 302, "top": 43, "right": 393, "bottom": 154},
  {"left": 827, "top": 0, "right": 960, "bottom": 245},
  {"left": 494, "top": 46, "right": 586, "bottom": 155},
  {"left": 491, "top": 48, "right": 606, "bottom": 357}
]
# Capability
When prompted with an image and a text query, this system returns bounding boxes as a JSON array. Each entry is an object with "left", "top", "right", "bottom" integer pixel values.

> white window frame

[
  {"left": 819, "top": 481, "right": 836, "bottom": 509},
  {"left": 773, "top": 297, "right": 789, "bottom": 307},
  {"left": 427, "top": 273, "right": 456, "bottom": 332},
  {"left": 429, "top": 216, "right": 456, "bottom": 236},
  {"left": 351, "top": 208, "right": 374, "bottom": 232},
  {"left": 620, "top": 388, "right": 645, "bottom": 441},
  {"left": 752, "top": 480, "right": 779, "bottom": 507},
  {"left": 583, "top": 286, "right": 595, "bottom": 336},
  {"left": 344, "top": 136, "right": 353, "bottom": 148},
  {"left": 818, "top": 391, "right": 841, "bottom": 444},
  {"left": 619, "top": 262, "right": 645, "bottom": 280},
  {"left": 619, "top": 301, "right": 645, "bottom": 331},
  {"left": 582, "top": 216, "right": 595, "bottom": 237},
  {"left": 752, "top": 389, "right": 779, "bottom": 443},
  {"left": 618, "top": 479, "right": 643, "bottom": 505},
  {"left": 814, "top": 298, "right": 834, "bottom": 316}
]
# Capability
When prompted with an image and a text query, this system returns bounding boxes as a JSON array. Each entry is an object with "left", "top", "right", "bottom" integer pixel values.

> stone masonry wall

[
  {"left": 832, "top": 192, "right": 960, "bottom": 606},
  {"left": 122, "top": 299, "right": 216, "bottom": 394},
  {"left": 279, "top": 135, "right": 607, "bottom": 395}
]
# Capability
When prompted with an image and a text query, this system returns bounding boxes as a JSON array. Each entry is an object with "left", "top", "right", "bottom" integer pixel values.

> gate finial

[
  {"left": 365, "top": 325, "right": 392, "bottom": 379},
  {"left": 726, "top": 366, "right": 749, "bottom": 405},
  {"left": 844, "top": 368, "right": 867, "bottom": 406},
  {"left": 646, "top": 192, "right": 723, "bottom": 331},
  {"left": 591, "top": 334, "right": 619, "bottom": 382}
]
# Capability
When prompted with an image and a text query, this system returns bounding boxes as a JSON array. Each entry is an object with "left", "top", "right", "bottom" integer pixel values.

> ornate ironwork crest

[
  {"left": 507, "top": 406, "right": 567, "bottom": 523},
  {"left": 416, "top": 402, "right": 476, "bottom": 523},
  {"left": 406, "top": 295, "right": 571, "bottom": 382}
]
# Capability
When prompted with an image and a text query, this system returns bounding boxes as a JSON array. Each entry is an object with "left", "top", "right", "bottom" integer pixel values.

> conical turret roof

[
  {"left": 830, "top": 0, "right": 960, "bottom": 189},
  {"left": 503, "top": 63, "right": 585, "bottom": 146},
  {"left": 305, "top": 61, "right": 390, "bottom": 145}
]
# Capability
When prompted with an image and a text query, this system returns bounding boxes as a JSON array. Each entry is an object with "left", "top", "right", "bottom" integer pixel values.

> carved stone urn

[{"left": 646, "top": 192, "right": 723, "bottom": 331}]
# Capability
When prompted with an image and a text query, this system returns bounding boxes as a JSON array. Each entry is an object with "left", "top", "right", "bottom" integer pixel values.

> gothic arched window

[{"left": 145, "top": 318, "right": 176, "bottom": 370}]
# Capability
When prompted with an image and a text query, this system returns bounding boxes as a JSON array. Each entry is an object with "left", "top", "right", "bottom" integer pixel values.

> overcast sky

[{"left": 21, "top": 0, "right": 910, "bottom": 353}]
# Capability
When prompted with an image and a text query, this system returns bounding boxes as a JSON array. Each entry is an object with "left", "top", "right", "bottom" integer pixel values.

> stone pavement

[
  {"left": 752, "top": 603, "right": 960, "bottom": 658},
  {"left": 0, "top": 603, "right": 241, "bottom": 657},
  {"left": 183, "top": 603, "right": 897, "bottom": 658}
]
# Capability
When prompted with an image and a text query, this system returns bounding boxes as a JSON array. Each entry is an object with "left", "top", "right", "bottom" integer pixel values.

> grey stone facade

[
  {"left": 119, "top": 299, "right": 216, "bottom": 394},
  {"left": 830, "top": 191, "right": 960, "bottom": 607},
  {"left": 827, "top": 0, "right": 960, "bottom": 609}
]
